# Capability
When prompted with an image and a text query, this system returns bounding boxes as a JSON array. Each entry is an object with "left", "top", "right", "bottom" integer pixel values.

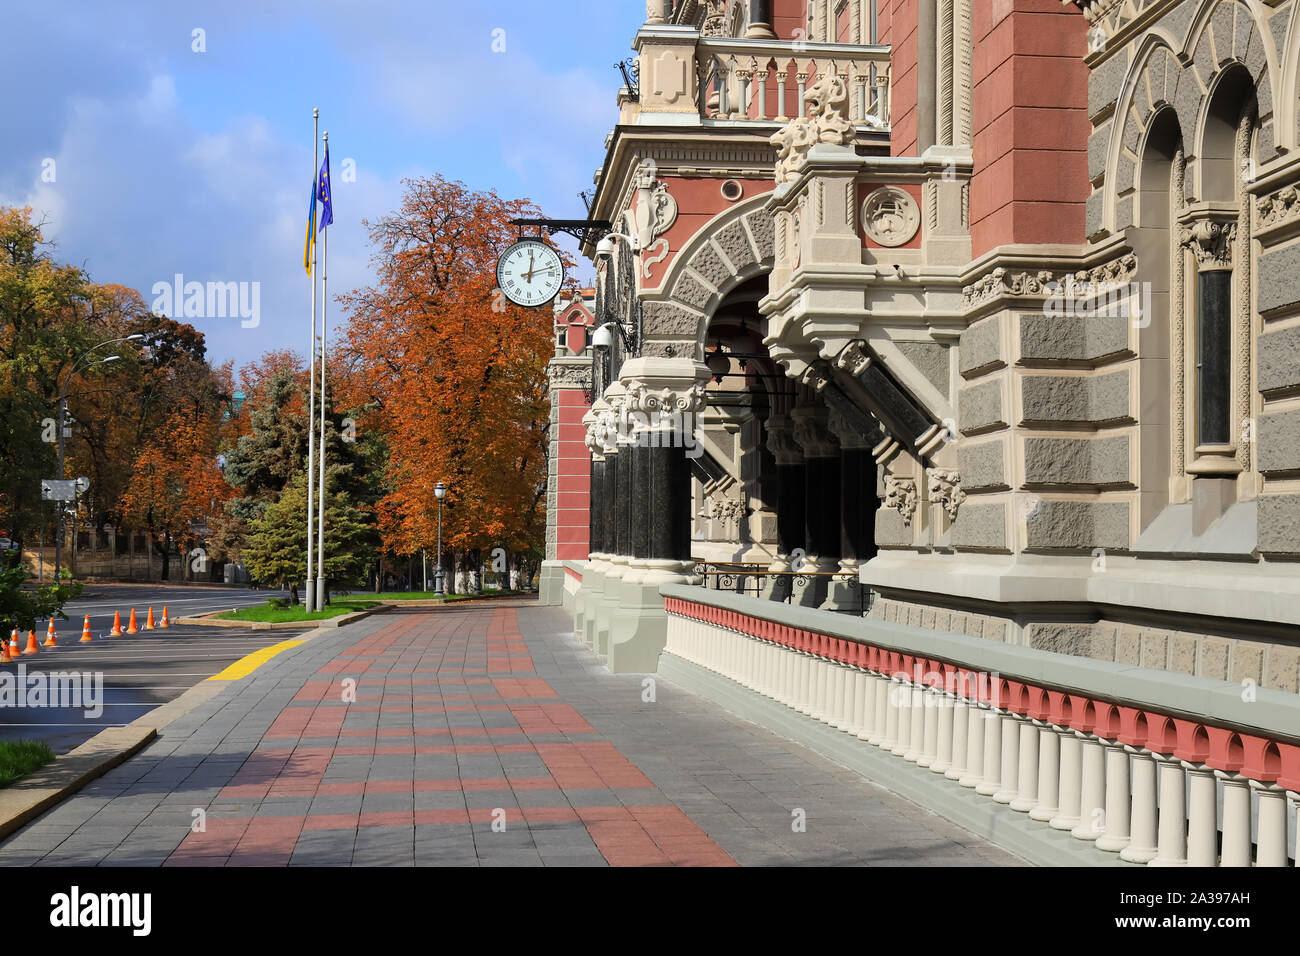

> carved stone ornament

[
  {"left": 707, "top": 479, "right": 746, "bottom": 523},
  {"left": 861, "top": 186, "right": 920, "bottom": 247},
  {"left": 770, "top": 75, "right": 855, "bottom": 185},
  {"left": 883, "top": 475, "right": 918, "bottom": 526},
  {"left": 963, "top": 267, "right": 1059, "bottom": 308},
  {"left": 1180, "top": 218, "right": 1236, "bottom": 270},
  {"left": 624, "top": 380, "right": 706, "bottom": 417},
  {"left": 927, "top": 468, "right": 965, "bottom": 520},
  {"left": 548, "top": 364, "right": 593, "bottom": 390},
  {"left": 835, "top": 340, "right": 872, "bottom": 376},
  {"left": 764, "top": 419, "right": 803, "bottom": 466},
  {"left": 1257, "top": 185, "right": 1299, "bottom": 229}
]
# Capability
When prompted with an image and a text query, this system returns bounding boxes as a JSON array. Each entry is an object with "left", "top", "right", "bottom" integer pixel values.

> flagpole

[
  {"left": 316, "top": 130, "right": 329, "bottom": 611},
  {"left": 305, "top": 107, "right": 319, "bottom": 612}
]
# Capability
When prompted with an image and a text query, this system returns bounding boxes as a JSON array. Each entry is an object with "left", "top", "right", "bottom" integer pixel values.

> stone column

[
  {"left": 608, "top": 358, "right": 708, "bottom": 673},
  {"left": 645, "top": 0, "right": 671, "bottom": 25},
  {"left": 745, "top": 0, "right": 776, "bottom": 38},
  {"left": 593, "top": 384, "right": 628, "bottom": 656},
  {"left": 823, "top": 406, "right": 875, "bottom": 612},
  {"left": 1250, "top": 783, "right": 1290, "bottom": 867},
  {"left": 790, "top": 398, "right": 839, "bottom": 607},
  {"left": 762, "top": 414, "right": 804, "bottom": 602}
]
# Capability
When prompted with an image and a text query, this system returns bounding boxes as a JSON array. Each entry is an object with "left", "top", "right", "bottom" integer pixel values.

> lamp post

[
  {"left": 434, "top": 482, "right": 446, "bottom": 595},
  {"left": 54, "top": 334, "right": 143, "bottom": 576}
]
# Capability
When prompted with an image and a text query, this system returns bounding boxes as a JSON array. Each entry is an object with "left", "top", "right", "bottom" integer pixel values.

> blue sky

[{"left": 0, "top": 0, "right": 640, "bottom": 368}]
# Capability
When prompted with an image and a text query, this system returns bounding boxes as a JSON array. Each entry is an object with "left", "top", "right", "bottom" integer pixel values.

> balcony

[{"left": 633, "top": 26, "right": 890, "bottom": 131}]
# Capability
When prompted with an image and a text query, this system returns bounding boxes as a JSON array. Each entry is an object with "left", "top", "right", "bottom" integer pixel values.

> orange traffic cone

[
  {"left": 43, "top": 619, "right": 57, "bottom": 647},
  {"left": 159, "top": 606, "right": 170, "bottom": 628},
  {"left": 7, "top": 629, "right": 20, "bottom": 658},
  {"left": 1, "top": 639, "right": 11, "bottom": 663},
  {"left": 80, "top": 615, "right": 94, "bottom": 643},
  {"left": 109, "top": 610, "right": 123, "bottom": 637},
  {"left": 126, "top": 608, "right": 138, "bottom": 635},
  {"left": 145, "top": 606, "right": 156, "bottom": 630},
  {"left": 24, "top": 630, "right": 39, "bottom": 655}
]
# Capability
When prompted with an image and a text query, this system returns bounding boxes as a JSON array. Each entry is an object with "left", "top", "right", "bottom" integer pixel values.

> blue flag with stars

[{"left": 317, "top": 144, "right": 333, "bottom": 232}]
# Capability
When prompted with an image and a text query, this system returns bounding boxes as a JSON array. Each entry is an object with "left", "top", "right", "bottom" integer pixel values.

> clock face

[{"left": 496, "top": 240, "right": 564, "bottom": 308}]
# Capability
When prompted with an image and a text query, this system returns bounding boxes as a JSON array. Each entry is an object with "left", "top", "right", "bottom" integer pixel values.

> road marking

[{"left": 207, "top": 639, "right": 306, "bottom": 681}]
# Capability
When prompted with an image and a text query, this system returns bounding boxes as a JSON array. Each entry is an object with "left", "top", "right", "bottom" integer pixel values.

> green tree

[
  {"left": 242, "top": 470, "right": 378, "bottom": 604},
  {"left": 0, "top": 555, "right": 82, "bottom": 633}
]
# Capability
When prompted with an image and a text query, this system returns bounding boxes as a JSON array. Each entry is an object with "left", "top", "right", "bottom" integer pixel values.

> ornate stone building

[{"left": 541, "top": 0, "right": 1300, "bottom": 867}]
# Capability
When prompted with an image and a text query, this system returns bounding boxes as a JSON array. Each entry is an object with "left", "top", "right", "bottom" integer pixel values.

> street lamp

[
  {"left": 54, "top": 336, "right": 141, "bottom": 575},
  {"left": 434, "top": 482, "right": 446, "bottom": 595}
]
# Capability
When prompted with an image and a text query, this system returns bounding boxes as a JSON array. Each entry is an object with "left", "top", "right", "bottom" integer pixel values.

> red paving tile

[{"left": 176, "top": 606, "right": 736, "bottom": 866}]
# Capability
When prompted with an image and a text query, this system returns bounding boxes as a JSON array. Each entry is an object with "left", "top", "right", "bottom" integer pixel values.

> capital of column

[
  {"left": 1178, "top": 207, "right": 1237, "bottom": 271},
  {"left": 791, "top": 401, "right": 839, "bottom": 459},
  {"left": 827, "top": 405, "right": 877, "bottom": 451},
  {"left": 619, "top": 357, "right": 709, "bottom": 436},
  {"left": 764, "top": 414, "right": 804, "bottom": 465}
]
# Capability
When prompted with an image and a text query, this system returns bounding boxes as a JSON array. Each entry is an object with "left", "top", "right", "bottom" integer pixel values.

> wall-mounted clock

[{"left": 496, "top": 239, "right": 564, "bottom": 308}]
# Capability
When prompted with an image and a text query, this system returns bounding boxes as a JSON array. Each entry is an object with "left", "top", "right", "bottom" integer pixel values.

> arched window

[
  {"left": 1133, "top": 108, "right": 1182, "bottom": 530},
  {"left": 1178, "top": 66, "right": 1258, "bottom": 529}
]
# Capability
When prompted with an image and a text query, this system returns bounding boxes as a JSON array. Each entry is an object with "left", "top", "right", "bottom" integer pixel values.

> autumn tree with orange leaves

[
  {"left": 119, "top": 410, "right": 231, "bottom": 581},
  {"left": 338, "top": 176, "right": 556, "bottom": 587}
]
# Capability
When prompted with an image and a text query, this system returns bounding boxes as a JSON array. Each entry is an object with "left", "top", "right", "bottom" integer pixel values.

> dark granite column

[
  {"left": 762, "top": 415, "right": 804, "bottom": 601},
  {"left": 630, "top": 439, "right": 652, "bottom": 562},
  {"left": 590, "top": 457, "right": 606, "bottom": 556},
  {"left": 746, "top": 0, "right": 775, "bottom": 38},
  {"left": 791, "top": 398, "right": 840, "bottom": 607}
]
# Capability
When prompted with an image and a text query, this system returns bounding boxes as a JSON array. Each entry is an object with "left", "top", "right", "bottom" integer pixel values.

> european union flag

[{"left": 317, "top": 145, "right": 333, "bottom": 232}]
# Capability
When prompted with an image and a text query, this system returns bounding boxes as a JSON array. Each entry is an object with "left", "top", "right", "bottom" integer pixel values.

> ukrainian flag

[{"left": 304, "top": 177, "right": 317, "bottom": 274}]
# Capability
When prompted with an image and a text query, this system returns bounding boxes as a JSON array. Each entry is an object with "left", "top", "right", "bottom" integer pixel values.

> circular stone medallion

[{"left": 861, "top": 186, "right": 920, "bottom": 247}]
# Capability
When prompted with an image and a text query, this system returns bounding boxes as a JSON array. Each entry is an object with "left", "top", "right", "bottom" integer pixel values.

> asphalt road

[{"left": 2, "top": 584, "right": 302, "bottom": 755}]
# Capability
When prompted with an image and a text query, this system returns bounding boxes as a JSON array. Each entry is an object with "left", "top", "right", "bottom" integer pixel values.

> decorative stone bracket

[
  {"left": 770, "top": 75, "right": 858, "bottom": 185},
  {"left": 883, "top": 475, "right": 918, "bottom": 526},
  {"left": 927, "top": 468, "right": 965, "bottom": 520}
]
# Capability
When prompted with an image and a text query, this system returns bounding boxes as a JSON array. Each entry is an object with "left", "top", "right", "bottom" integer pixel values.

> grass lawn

[
  {"left": 0, "top": 740, "right": 55, "bottom": 786},
  {"left": 215, "top": 598, "right": 380, "bottom": 623}
]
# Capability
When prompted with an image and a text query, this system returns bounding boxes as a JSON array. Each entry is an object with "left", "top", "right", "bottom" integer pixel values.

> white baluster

[
  {"left": 892, "top": 679, "right": 913, "bottom": 756},
  {"left": 919, "top": 687, "right": 939, "bottom": 768},
  {"left": 1149, "top": 754, "right": 1188, "bottom": 866},
  {"left": 868, "top": 672, "right": 889, "bottom": 745},
  {"left": 958, "top": 703, "right": 986, "bottom": 788},
  {"left": 976, "top": 709, "right": 1003, "bottom": 797},
  {"left": 1071, "top": 734, "right": 1106, "bottom": 841},
  {"left": 1184, "top": 764, "right": 1218, "bottom": 866},
  {"left": 1250, "top": 782, "right": 1290, "bottom": 867},
  {"left": 903, "top": 684, "right": 924, "bottom": 762},
  {"left": 1050, "top": 732, "right": 1083, "bottom": 831},
  {"left": 1121, "top": 749, "right": 1158, "bottom": 863},
  {"left": 775, "top": 69, "right": 789, "bottom": 121},
  {"left": 933, "top": 692, "right": 955, "bottom": 775},
  {"left": 993, "top": 713, "right": 1020, "bottom": 804},
  {"left": 1216, "top": 771, "right": 1251, "bottom": 867},
  {"left": 1010, "top": 719, "right": 1040, "bottom": 812},
  {"left": 1095, "top": 742, "right": 1132, "bottom": 852},
  {"left": 945, "top": 697, "right": 968, "bottom": 780},
  {"left": 1029, "top": 726, "right": 1062, "bottom": 821}
]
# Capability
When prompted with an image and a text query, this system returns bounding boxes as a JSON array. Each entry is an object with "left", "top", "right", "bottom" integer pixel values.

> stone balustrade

[
  {"left": 662, "top": 587, "right": 1299, "bottom": 867},
  {"left": 694, "top": 37, "right": 890, "bottom": 126}
]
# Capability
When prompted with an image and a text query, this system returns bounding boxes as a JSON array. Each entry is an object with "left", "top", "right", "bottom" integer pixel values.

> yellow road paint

[{"left": 206, "top": 639, "right": 305, "bottom": 681}]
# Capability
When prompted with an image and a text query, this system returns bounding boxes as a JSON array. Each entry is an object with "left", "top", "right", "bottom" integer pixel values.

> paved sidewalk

[{"left": 0, "top": 603, "right": 1022, "bottom": 867}]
